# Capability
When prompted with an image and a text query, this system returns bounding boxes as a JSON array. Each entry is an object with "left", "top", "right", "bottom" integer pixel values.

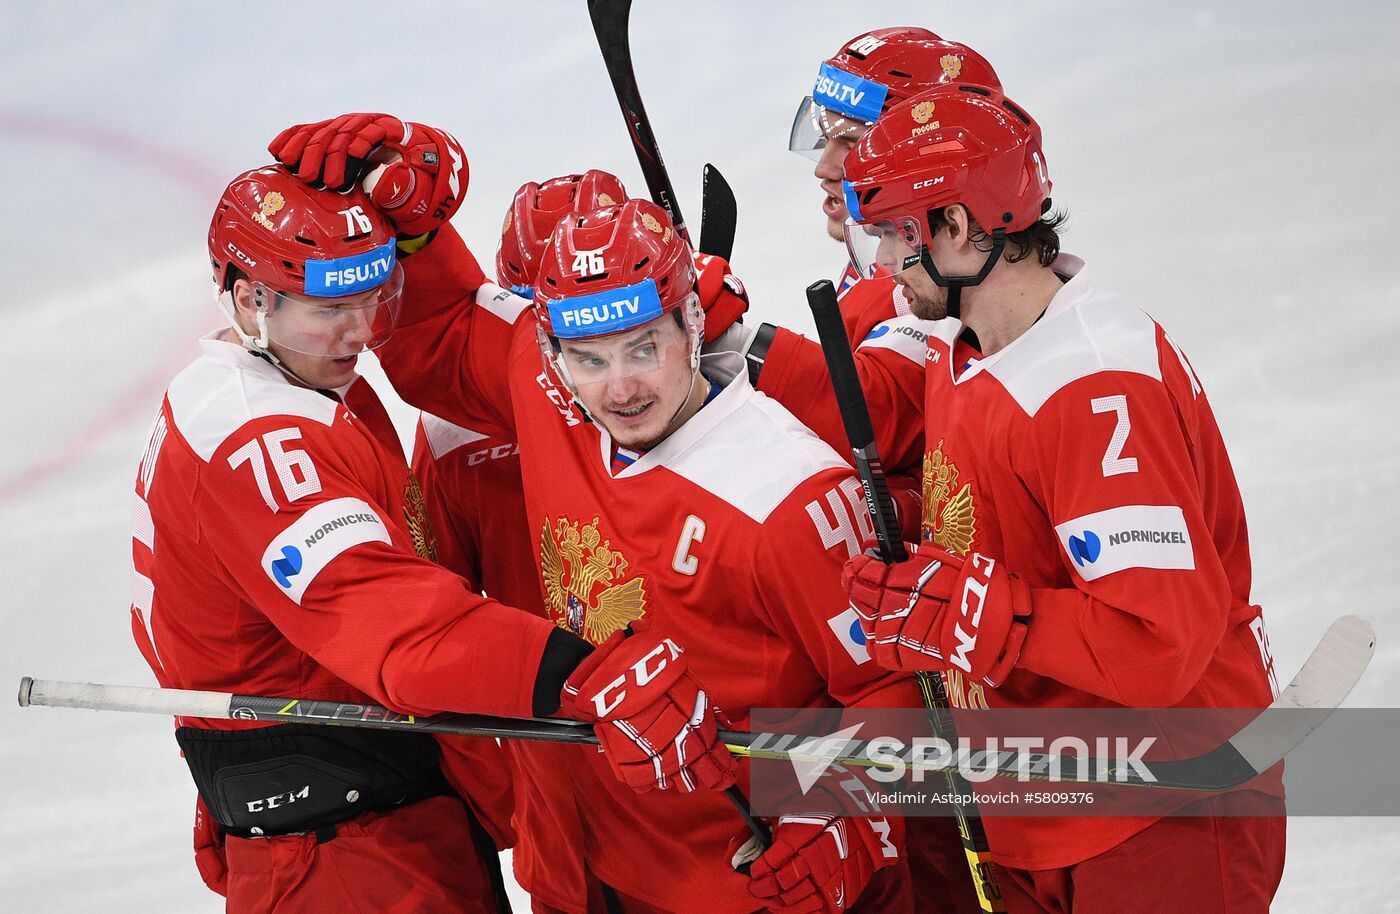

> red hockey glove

[
  {"left": 192, "top": 796, "right": 227, "bottom": 896},
  {"left": 843, "top": 544, "right": 1032, "bottom": 686},
  {"left": 693, "top": 252, "right": 749, "bottom": 343},
  {"left": 748, "top": 813, "right": 901, "bottom": 913},
  {"left": 885, "top": 475, "right": 924, "bottom": 545},
  {"left": 559, "top": 629, "right": 737, "bottom": 793},
  {"left": 269, "top": 113, "right": 467, "bottom": 236}
]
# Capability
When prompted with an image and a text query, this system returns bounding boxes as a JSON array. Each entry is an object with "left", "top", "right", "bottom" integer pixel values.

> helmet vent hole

[
  {"left": 294, "top": 235, "right": 318, "bottom": 247},
  {"left": 345, "top": 231, "right": 372, "bottom": 242},
  {"left": 545, "top": 277, "right": 559, "bottom": 288},
  {"left": 888, "top": 68, "right": 913, "bottom": 78},
  {"left": 1002, "top": 101, "right": 1031, "bottom": 125},
  {"left": 959, "top": 85, "right": 991, "bottom": 97},
  {"left": 634, "top": 256, "right": 650, "bottom": 271},
  {"left": 861, "top": 187, "right": 881, "bottom": 207},
  {"left": 574, "top": 272, "right": 610, "bottom": 285}
]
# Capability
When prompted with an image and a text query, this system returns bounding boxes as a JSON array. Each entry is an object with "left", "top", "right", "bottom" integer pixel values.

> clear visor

[
  {"left": 249, "top": 264, "right": 403, "bottom": 358},
  {"left": 788, "top": 96, "right": 872, "bottom": 161},
  {"left": 539, "top": 293, "right": 702, "bottom": 396},
  {"left": 843, "top": 214, "right": 926, "bottom": 282}
]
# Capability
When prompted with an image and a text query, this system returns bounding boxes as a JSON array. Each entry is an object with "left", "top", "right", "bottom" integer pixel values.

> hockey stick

[
  {"left": 588, "top": 0, "right": 688, "bottom": 239},
  {"left": 587, "top": 0, "right": 738, "bottom": 259},
  {"left": 18, "top": 616, "right": 1372, "bottom": 789},
  {"left": 806, "top": 278, "right": 1005, "bottom": 912},
  {"left": 700, "top": 163, "right": 737, "bottom": 261}
]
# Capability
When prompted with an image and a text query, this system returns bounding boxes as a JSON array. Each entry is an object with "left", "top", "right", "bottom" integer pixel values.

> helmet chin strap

[
  {"left": 909, "top": 227, "right": 1007, "bottom": 320},
  {"left": 214, "top": 287, "right": 325, "bottom": 391}
]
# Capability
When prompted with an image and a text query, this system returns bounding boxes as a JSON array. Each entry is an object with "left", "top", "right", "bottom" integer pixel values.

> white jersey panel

[
  {"left": 974, "top": 269, "right": 1163, "bottom": 418},
  {"left": 166, "top": 336, "right": 339, "bottom": 462},
  {"left": 476, "top": 282, "right": 533, "bottom": 325},
  {"left": 637, "top": 355, "right": 850, "bottom": 523},
  {"left": 420, "top": 412, "right": 491, "bottom": 459}
]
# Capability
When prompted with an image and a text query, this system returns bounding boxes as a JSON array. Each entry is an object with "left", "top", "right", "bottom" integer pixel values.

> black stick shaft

[
  {"left": 805, "top": 279, "right": 1005, "bottom": 913},
  {"left": 588, "top": 0, "right": 690, "bottom": 243}
]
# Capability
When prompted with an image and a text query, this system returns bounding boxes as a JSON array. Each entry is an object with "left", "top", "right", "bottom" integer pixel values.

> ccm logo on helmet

[
  {"left": 912, "top": 176, "right": 946, "bottom": 191},
  {"left": 590, "top": 638, "right": 684, "bottom": 718},
  {"left": 948, "top": 553, "right": 995, "bottom": 674}
]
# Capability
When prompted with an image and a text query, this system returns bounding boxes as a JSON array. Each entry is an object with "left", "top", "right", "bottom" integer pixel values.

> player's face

[
  {"left": 895, "top": 262, "right": 949, "bottom": 322},
  {"left": 559, "top": 314, "right": 699, "bottom": 451},
  {"left": 812, "top": 115, "right": 867, "bottom": 242},
  {"left": 234, "top": 281, "right": 379, "bottom": 389}
]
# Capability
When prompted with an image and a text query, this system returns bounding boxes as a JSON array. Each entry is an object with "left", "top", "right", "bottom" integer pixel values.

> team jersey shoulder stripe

[
  {"left": 983, "top": 283, "right": 1163, "bottom": 417},
  {"left": 419, "top": 411, "right": 492, "bottom": 459},
  {"left": 166, "top": 346, "right": 339, "bottom": 462},
  {"left": 662, "top": 387, "right": 850, "bottom": 524}
]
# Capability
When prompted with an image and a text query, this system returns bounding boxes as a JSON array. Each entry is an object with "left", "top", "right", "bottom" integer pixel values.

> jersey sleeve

[
  {"left": 410, "top": 417, "right": 483, "bottom": 591},
  {"left": 1013, "top": 366, "right": 1235, "bottom": 707},
  {"left": 751, "top": 468, "right": 923, "bottom": 711},
  {"left": 196, "top": 413, "right": 556, "bottom": 719},
  {"left": 375, "top": 224, "right": 522, "bottom": 435},
  {"left": 757, "top": 320, "right": 927, "bottom": 475}
]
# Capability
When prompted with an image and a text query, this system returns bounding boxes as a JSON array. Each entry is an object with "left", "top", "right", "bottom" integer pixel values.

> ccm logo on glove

[{"left": 588, "top": 636, "right": 683, "bottom": 718}]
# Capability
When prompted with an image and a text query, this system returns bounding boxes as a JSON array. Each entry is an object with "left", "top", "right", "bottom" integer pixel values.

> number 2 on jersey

[
  {"left": 1090, "top": 395, "right": 1138, "bottom": 477},
  {"left": 228, "top": 428, "right": 323, "bottom": 511}
]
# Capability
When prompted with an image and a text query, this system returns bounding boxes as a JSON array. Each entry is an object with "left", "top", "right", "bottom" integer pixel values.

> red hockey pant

[
  {"left": 999, "top": 814, "right": 1285, "bottom": 914},
  {"left": 223, "top": 795, "right": 505, "bottom": 913}
]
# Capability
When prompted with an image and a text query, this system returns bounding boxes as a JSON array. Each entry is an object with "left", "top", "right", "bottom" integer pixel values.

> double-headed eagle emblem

[
  {"left": 922, "top": 440, "right": 976, "bottom": 556},
  {"left": 540, "top": 516, "right": 646, "bottom": 644}
]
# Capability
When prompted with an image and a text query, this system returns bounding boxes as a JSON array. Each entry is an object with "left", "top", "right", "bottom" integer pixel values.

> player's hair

[{"left": 928, "top": 205, "right": 1068, "bottom": 267}]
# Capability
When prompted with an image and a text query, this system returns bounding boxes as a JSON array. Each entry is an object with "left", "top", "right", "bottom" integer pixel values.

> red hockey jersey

[
  {"left": 377, "top": 228, "right": 921, "bottom": 913},
  {"left": 411, "top": 413, "right": 594, "bottom": 909},
  {"left": 756, "top": 257, "right": 1279, "bottom": 868},
  {"left": 128, "top": 336, "right": 564, "bottom": 845}
]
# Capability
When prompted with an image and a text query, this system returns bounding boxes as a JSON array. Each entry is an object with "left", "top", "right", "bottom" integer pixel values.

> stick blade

[
  {"left": 1229, "top": 615, "right": 1375, "bottom": 772},
  {"left": 699, "top": 163, "right": 737, "bottom": 260}
]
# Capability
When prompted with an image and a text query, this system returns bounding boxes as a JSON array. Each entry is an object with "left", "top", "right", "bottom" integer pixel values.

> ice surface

[{"left": 2, "top": 1, "right": 1397, "bottom": 910}]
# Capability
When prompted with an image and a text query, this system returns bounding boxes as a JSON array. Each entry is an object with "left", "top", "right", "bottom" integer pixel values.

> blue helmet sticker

[
  {"left": 842, "top": 179, "right": 864, "bottom": 223},
  {"left": 547, "top": 277, "right": 666, "bottom": 339},
  {"left": 303, "top": 238, "right": 397, "bottom": 297},
  {"left": 812, "top": 62, "right": 889, "bottom": 123}
]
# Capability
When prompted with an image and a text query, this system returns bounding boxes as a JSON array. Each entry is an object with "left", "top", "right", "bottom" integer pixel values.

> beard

[{"left": 902, "top": 280, "right": 949, "bottom": 322}]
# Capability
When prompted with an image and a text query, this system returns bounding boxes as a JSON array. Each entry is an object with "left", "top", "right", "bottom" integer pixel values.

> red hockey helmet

[
  {"left": 790, "top": 27, "right": 1003, "bottom": 159},
  {"left": 533, "top": 198, "right": 702, "bottom": 393},
  {"left": 208, "top": 165, "right": 403, "bottom": 356},
  {"left": 841, "top": 84, "right": 1051, "bottom": 282},
  {"left": 496, "top": 169, "right": 629, "bottom": 297}
]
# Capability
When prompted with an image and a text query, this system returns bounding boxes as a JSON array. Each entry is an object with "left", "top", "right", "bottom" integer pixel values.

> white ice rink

[{"left": 2, "top": 1, "right": 1397, "bottom": 910}]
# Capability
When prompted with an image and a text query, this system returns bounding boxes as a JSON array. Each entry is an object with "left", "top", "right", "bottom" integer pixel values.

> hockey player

[
  {"left": 131, "top": 148, "right": 725, "bottom": 911},
  {"left": 412, "top": 168, "right": 757, "bottom": 913},
  {"left": 268, "top": 115, "right": 921, "bottom": 914},
  {"left": 829, "top": 84, "right": 1285, "bottom": 911}
]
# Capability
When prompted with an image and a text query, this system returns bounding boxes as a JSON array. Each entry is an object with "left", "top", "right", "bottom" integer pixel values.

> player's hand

[
  {"left": 748, "top": 813, "right": 900, "bottom": 913},
  {"left": 843, "top": 543, "right": 1032, "bottom": 686},
  {"left": 269, "top": 113, "right": 467, "bottom": 236},
  {"left": 192, "top": 796, "right": 228, "bottom": 896},
  {"left": 886, "top": 475, "right": 924, "bottom": 545},
  {"left": 559, "top": 628, "right": 737, "bottom": 793},
  {"left": 693, "top": 252, "right": 749, "bottom": 343}
]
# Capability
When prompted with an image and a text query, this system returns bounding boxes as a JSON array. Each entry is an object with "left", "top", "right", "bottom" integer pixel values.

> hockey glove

[
  {"left": 269, "top": 113, "right": 468, "bottom": 236},
  {"left": 843, "top": 544, "right": 1032, "bottom": 686},
  {"left": 748, "top": 813, "right": 901, "bottom": 914},
  {"left": 693, "top": 252, "right": 749, "bottom": 343},
  {"left": 192, "top": 796, "right": 228, "bottom": 896},
  {"left": 559, "top": 628, "right": 737, "bottom": 793}
]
